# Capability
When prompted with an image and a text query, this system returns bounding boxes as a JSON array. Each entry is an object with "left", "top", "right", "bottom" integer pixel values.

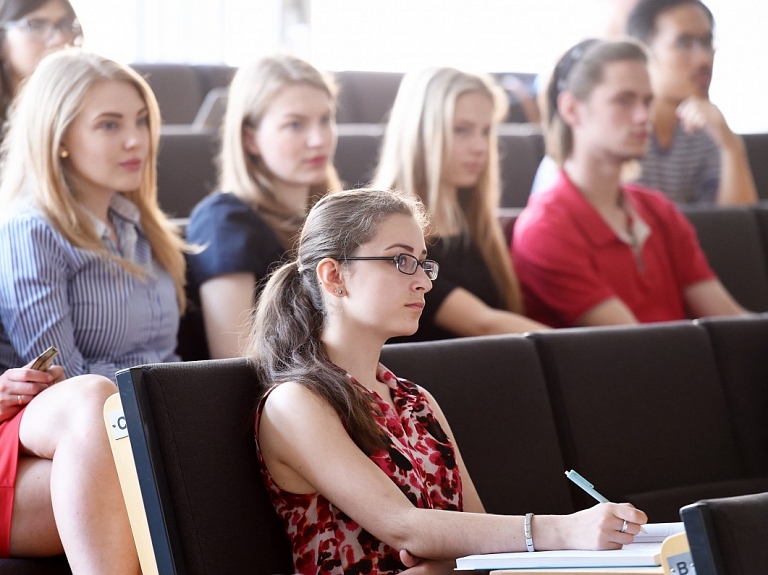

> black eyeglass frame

[{"left": 337, "top": 253, "right": 439, "bottom": 280}]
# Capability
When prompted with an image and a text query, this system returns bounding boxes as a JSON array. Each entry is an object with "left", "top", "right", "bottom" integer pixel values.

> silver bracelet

[{"left": 524, "top": 512, "right": 535, "bottom": 552}]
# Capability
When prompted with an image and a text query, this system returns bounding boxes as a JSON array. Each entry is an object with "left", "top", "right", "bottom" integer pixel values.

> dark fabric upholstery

[
  {"left": 682, "top": 491, "right": 768, "bottom": 575},
  {"left": 528, "top": 322, "right": 749, "bottom": 522},
  {"left": 743, "top": 133, "right": 768, "bottom": 201},
  {"left": 334, "top": 71, "right": 403, "bottom": 124},
  {"left": 680, "top": 206, "right": 768, "bottom": 312},
  {"left": 131, "top": 63, "right": 205, "bottom": 125},
  {"left": 117, "top": 359, "right": 293, "bottom": 575},
  {"left": 697, "top": 315, "right": 768, "bottom": 476},
  {"left": 334, "top": 124, "right": 384, "bottom": 188},
  {"left": 0, "top": 556, "right": 70, "bottom": 574},
  {"left": 157, "top": 127, "right": 219, "bottom": 218},
  {"left": 497, "top": 124, "right": 544, "bottom": 208},
  {"left": 380, "top": 335, "right": 574, "bottom": 515}
]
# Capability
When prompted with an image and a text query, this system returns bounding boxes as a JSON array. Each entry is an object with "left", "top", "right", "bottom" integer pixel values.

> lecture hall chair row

[{"left": 108, "top": 315, "right": 768, "bottom": 574}]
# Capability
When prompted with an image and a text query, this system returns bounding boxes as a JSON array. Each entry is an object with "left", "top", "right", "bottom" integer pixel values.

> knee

[{"left": 60, "top": 375, "right": 117, "bottom": 437}]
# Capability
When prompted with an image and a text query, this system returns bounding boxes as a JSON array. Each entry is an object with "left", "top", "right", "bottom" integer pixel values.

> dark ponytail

[{"left": 246, "top": 188, "right": 429, "bottom": 455}]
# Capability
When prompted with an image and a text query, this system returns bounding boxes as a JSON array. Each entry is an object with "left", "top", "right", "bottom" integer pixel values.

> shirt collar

[{"left": 555, "top": 170, "right": 650, "bottom": 250}]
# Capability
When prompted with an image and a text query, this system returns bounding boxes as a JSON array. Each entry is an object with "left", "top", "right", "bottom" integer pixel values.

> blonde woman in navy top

[
  {"left": 187, "top": 54, "right": 341, "bottom": 358},
  {"left": 0, "top": 49, "right": 186, "bottom": 379}
]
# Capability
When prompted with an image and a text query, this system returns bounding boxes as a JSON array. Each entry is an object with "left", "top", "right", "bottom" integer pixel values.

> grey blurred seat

[
  {"left": 681, "top": 491, "right": 768, "bottom": 575},
  {"left": 131, "top": 63, "right": 205, "bottom": 125},
  {"left": 334, "top": 124, "right": 385, "bottom": 188},
  {"left": 156, "top": 127, "right": 219, "bottom": 218},
  {"left": 497, "top": 124, "right": 544, "bottom": 208},
  {"left": 743, "top": 133, "right": 768, "bottom": 201},
  {"left": 680, "top": 205, "right": 768, "bottom": 312},
  {"left": 334, "top": 70, "right": 403, "bottom": 124}
]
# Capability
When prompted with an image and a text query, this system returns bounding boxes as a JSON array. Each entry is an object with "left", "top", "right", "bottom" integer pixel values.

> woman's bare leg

[{"left": 13, "top": 375, "right": 139, "bottom": 574}]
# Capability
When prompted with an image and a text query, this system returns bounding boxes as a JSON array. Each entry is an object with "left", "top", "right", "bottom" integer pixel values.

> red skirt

[{"left": 0, "top": 408, "right": 25, "bottom": 558}]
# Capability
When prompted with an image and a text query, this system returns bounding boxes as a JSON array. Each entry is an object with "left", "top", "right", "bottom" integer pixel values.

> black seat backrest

[
  {"left": 334, "top": 124, "right": 385, "bottom": 188},
  {"left": 497, "top": 124, "right": 544, "bottom": 208},
  {"left": 680, "top": 206, "right": 768, "bottom": 312},
  {"left": 528, "top": 322, "right": 748, "bottom": 522},
  {"left": 697, "top": 315, "right": 768, "bottom": 476},
  {"left": 0, "top": 557, "right": 70, "bottom": 574},
  {"left": 117, "top": 359, "right": 293, "bottom": 575},
  {"left": 681, "top": 491, "right": 768, "bottom": 575},
  {"left": 743, "top": 133, "right": 768, "bottom": 201},
  {"left": 380, "top": 335, "right": 575, "bottom": 515},
  {"left": 157, "top": 128, "right": 219, "bottom": 218}
]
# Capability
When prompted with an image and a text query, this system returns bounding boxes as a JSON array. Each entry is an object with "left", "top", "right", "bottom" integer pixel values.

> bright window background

[{"left": 71, "top": 0, "right": 768, "bottom": 132}]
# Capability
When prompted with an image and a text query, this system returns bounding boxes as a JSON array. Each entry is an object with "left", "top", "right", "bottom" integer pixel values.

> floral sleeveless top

[{"left": 255, "top": 364, "right": 464, "bottom": 575}]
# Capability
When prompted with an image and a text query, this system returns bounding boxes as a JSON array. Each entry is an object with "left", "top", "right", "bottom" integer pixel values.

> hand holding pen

[{"left": 565, "top": 469, "right": 647, "bottom": 534}]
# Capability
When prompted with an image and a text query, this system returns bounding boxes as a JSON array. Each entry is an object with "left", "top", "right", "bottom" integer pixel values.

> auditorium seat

[
  {"left": 334, "top": 123, "right": 385, "bottom": 187},
  {"left": 680, "top": 206, "right": 768, "bottom": 312},
  {"left": 334, "top": 70, "right": 403, "bottom": 124},
  {"left": 381, "top": 335, "right": 574, "bottom": 516},
  {"left": 697, "top": 315, "right": 768, "bottom": 477},
  {"left": 681, "top": 491, "right": 768, "bottom": 575},
  {"left": 156, "top": 127, "right": 219, "bottom": 218},
  {"left": 497, "top": 124, "right": 544, "bottom": 208},
  {"left": 116, "top": 359, "right": 293, "bottom": 575},
  {"left": 743, "top": 133, "right": 768, "bottom": 201},
  {"left": 527, "top": 322, "right": 768, "bottom": 522}
]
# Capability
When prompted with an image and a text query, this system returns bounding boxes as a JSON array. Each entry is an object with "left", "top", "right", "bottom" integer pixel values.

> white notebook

[{"left": 455, "top": 522, "right": 684, "bottom": 570}]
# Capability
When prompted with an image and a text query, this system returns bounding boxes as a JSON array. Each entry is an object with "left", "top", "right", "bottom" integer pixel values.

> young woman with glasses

[
  {"left": 186, "top": 54, "right": 341, "bottom": 359},
  {"left": 0, "top": 0, "right": 82, "bottom": 125},
  {"left": 249, "top": 188, "right": 647, "bottom": 575},
  {"left": 374, "top": 68, "right": 547, "bottom": 341}
]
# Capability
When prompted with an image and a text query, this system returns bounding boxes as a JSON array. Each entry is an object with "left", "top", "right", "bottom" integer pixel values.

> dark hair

[
  {"left": 544, "top": 39, "right": 648, "bottom": 166},
  {"left": 245, "top": 188, "right": 429, "bottom": 455},
  {"left": 626, "top": 0, "right": 714, "bottom": 44},
  {"left": 0, "top": 0, "right": 81, "bottom": 121},
  {"left": 544, "top": 38, "right": 600, "bottom": 126}
]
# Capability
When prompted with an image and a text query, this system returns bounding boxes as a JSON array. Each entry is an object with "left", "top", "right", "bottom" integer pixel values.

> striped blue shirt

[{"left": 0, "top": 194, "right": 180, "bottom": 381}]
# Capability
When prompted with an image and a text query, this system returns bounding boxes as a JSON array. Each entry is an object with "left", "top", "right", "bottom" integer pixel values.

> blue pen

[
  {"left": 565, "top": 469, "right": 609, "bottom": 503},
  {"left": 565, "top": 470, "right": 647, "bottom": 532}
]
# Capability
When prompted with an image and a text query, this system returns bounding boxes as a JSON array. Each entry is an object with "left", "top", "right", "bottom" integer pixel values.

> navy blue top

[
  {"left": 186, "top": 192, "right": 288, "bottom": 296},
  {"left": 391, "top": 235, "right": 501, "bottom": 343}
]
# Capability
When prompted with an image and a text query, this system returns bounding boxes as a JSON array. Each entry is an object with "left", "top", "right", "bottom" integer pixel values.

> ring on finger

[
  {"left": 620, "top": 520, "right": 628, "bottom": 533},
  {"left": 17, "top": 394, "right": 22, "bottom": 406}
]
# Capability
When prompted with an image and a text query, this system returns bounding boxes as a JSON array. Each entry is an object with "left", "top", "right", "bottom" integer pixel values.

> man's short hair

[{"left": 626, "top": 0, "right": 714, "bottom": 44}]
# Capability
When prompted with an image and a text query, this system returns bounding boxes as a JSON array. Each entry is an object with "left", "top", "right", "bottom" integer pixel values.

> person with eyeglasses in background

[
  {"left": 625, "top": 0, "right": 757, "bottom": 205},
  {"left": 0, "top": 0, "right": 82, "bottom": 127},
  {"left": 374, "top": 67, "right": 547, "bottom": 342}
]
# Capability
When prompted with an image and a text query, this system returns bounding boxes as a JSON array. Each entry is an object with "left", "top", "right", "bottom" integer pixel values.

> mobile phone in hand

[{"left": 31, "top": 346, "right": 59, "bottom": 372}]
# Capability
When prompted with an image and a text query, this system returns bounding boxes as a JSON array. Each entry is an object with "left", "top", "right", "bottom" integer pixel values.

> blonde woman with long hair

[
  {"left": 374, "top": 67, "right": 546, "bottom": 340},
  {"left": 187, "top": 54, "right": 341, "bottom": 359},
  {"left": 0, "top": 48, "right": 189, "bottom": 573},
  {"left": 0, "top": 48, "right": 186, "bottom": 378}
]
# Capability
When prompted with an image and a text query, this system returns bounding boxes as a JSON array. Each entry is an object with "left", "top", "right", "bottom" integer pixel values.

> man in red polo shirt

[{"left": 512, "top": 39, "right": 746, "bottom": 328}]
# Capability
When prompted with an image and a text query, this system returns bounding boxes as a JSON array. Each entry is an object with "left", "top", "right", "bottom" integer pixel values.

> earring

[
  {"left": 60, "top": 149, "right": 69, "bottom": 159},
  {"left": 336, "top": 289, "right": 344, "bottom": 295}
]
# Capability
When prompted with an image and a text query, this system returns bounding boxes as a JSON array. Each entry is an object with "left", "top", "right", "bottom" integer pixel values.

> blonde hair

[
  {"left": 0, "top": 48, "right": 188, "bottom": 311},
  {"left": 218, "top": 54, "right": 341, "bottom": 248},
  {"left": 374, "top": 67, "right": 522, "bottom": 313}
]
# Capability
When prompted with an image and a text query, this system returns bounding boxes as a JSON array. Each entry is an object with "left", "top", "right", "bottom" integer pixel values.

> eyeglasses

[
  {"left": 338, "top": 253, "right": 439, "bottom": 280},
  {"left": 4, "top": 17, "right": 82, "bottom": 43},
  {"left": 671, "top": 34, "right": 715, "bottom": 54}
]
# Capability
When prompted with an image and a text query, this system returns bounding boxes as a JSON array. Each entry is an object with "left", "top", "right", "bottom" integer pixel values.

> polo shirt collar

[{"left": 555, "top": 170, "right": 650, "bottom": 251}]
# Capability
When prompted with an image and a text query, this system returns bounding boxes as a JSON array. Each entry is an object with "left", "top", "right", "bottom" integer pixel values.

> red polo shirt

[{"left": 512, "top": 170, "right": 715, "bottom": 328}]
